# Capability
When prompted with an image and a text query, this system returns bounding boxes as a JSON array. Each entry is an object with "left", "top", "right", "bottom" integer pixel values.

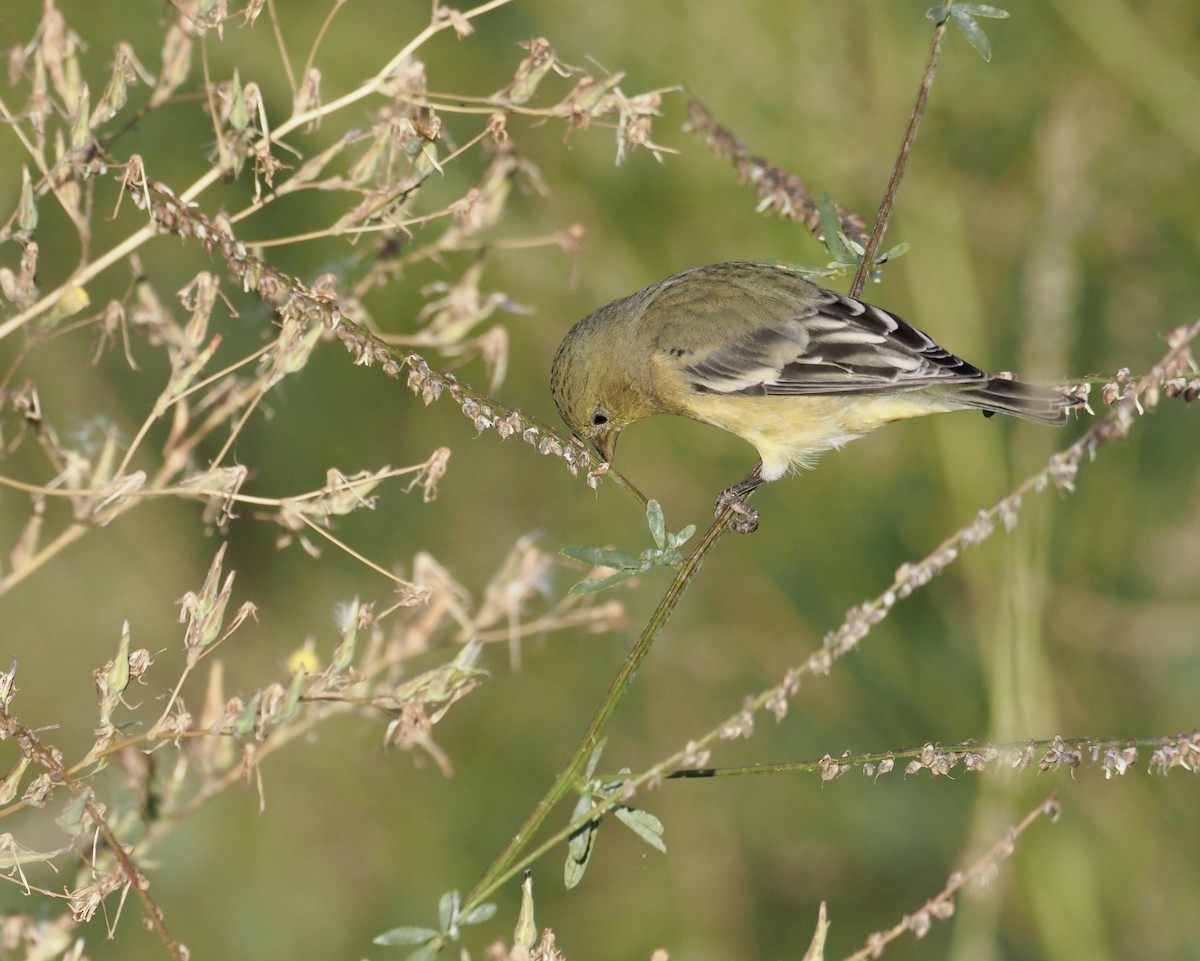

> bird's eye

[{"left": 591, "top": 411, "right": 609, "bottom": 427}]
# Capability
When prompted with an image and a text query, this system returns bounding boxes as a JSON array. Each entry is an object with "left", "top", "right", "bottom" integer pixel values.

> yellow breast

[{"left": 680, "top": 392, "right": 956, "bottom": 480}]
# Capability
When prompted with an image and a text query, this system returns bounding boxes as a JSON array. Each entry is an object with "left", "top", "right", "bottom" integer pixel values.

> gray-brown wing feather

[{"left": 683, "top": 292, "right": 988, "bottom": 397}]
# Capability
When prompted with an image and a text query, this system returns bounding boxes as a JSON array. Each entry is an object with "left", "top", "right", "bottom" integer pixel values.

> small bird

[{"left": 551, "top": 261, "right": 1078, "bottom": 531}]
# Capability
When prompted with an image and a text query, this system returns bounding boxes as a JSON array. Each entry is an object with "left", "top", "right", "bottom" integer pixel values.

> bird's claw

[{"left": 715, "top": 487, "right": 759, "bottom": 534}]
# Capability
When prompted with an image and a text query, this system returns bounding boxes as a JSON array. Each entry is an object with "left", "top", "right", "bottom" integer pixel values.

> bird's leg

[{"left": 715, "top": 461, "right": 764, "bottom": 534}]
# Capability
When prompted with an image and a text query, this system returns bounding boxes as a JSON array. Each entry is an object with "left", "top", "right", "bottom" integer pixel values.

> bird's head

[{"left": 550, "top": 305, "right": 657, "bottom": 465}]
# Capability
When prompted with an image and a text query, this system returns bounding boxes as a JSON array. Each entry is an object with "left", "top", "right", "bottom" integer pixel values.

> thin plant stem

[
  {"left": 840, "top": 792, "right": 1060, "bottom": 961},
  {"left": 460, "top": 499, "right": 741, "bottom": 912},
  {"left": 264, "top": 0, "right": 298, "bottom": 95},
  {"left": 850, "top": 12, "right": 952, "bottom": 298}
]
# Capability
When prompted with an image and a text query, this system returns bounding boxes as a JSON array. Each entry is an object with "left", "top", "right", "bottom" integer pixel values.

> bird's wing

[{"left": 677, "top": 290, "right": 988, "bottom": 397}]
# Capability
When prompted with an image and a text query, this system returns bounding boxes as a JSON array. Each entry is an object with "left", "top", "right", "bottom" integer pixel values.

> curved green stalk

[{"left": 460, "top": 499, "right": 740, "bottom": 912}]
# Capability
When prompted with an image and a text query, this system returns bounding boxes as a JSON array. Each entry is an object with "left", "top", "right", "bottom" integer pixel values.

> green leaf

[
  {"left": 957, "top": 4, "right": 1009, "bottom": 17},
  {"left": 562, "top": 502, "right": 696, "bottom": 594},
  {"left": 584, "top": 738, "right": 607, "bottom": 779},
  {"left": 459, "top": 902, "right": 497, "bottom": 926},
  {"left": 568, "top": 796, "right": 594, "bottom": 861},
  {"left": 437, "top": 890, "right": 459, "bottom": 932},
  {"left": 875, "top": 242, "right": 909, "bottom": 265},
  {"left": 568, "top": 567, "right": 640, "bottom": 595},
  {"left": 950, "top": 7, "right": 999, "bottom": 60},
  {"left": 564, "top": 845, "right": 590, "bottom": 889},
  {"left": 613, "top": 805, "right": 667, "bottom": 853},
  {"left": 786, "top": 261, "right": 832, "bottom": 276},
  {"left": 403, "top": 944, "right": 441, "bottom": 961},
  {"left": 560, "top": 545, "right": 641, "bottom": 569},
  {"left": 278, "top": 663, "right": 305, "bottom": 722},
  {"left": 231, "top": 691, "right": 261, "bottom": 737},
  {"left": 926, "top": 6, "right": 950, "bottom": 25},
  {"left": 565, "top": 793, "right": 599, "bottom": 889},
  {"left": 646, "top": 500, "right": 666, "bottom": 550},
  {"left": 798, "top": 262, "right": 853, "bottom": 280},
  {"left": 667, "top": 524, "right": 696, "bottom": 550},
  {"left": 817, "top": 194, "right": 849, "bottom": 262},
  {"left": 373, "top": 926, "right": 439, "bottom": 945},
  {"left": 60, "top": 789, "right": 94, "bottom": 837}
]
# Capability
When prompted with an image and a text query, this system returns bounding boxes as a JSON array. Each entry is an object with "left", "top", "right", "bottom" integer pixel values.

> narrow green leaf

[
  {"left": 18, "top": 166, "right": 37, "bottom": 233},
  {"left": 811, "top": 263, "right": 854, "bottom": 279},
  {"left": 613, "top": 806, "right": 667, "bottom": 853},
  {"left": 404, "top": 944, "right": 441, "bottom": 961},
  {"left": 231, "top": 691, "right": 261, "bottom": 737},
  {"left": 584, "top": 738, "right": 607, "bottom": 780},
  {"left": 564, "top": 845, "right": 590, "bottom": 889},
  {"left": 950, "top": 9, "right": 993, "bottom": 60},
  {"left": 646, "top": 500, "right": 666, "bottom": 550},
  {"left": 373, "top": 926, "right": 439, "bottom": 946},
  {"left": 926, "top": 5, "right": 951, "bottom": 25},
  {"left": 437, "top": 890, "right": 459, "bottom": 932},
  {"left": 875, "top": 242, "right": 909, "bottom": 265},
  {"left": 956, "top": 4, "right": 1009, "bottom": 17},
  {"left": 667, "top": 524, "right": 696, "bottom": 550},
  {"left": 452, "top": 638, "right": 484, "bottom": 671},
  {"left": 568, "top": 796, "right": 594, "bottom": 861},
  {"left": 565, "top": 796, "right": 599, "bottom": 889},
  {"left": 459, "top": 902, "right": 497, "bottom": 926},
  {"left": 787, "top": 261, "right": 831, "bottom": 276},
  {"left": 568, "top": 568, "right": 639, "bottom": 595},
  {"left": 60, "top": 789, "right": 93, "bottom": 837},
  {"left": 817, "top": 193, "right": 850, "bottom": 261},
  {"left": 560, "top": 545, "right": 641, "bottom": 569}
]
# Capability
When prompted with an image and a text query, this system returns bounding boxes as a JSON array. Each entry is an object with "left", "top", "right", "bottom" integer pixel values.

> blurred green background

[{"left": 1, "top": 1, "right": 1198, "bottom": 959}]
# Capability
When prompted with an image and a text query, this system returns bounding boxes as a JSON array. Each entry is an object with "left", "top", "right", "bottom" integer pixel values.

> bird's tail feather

[{"left": 948, "top": 378, "right": 1080, "bottom": 426}]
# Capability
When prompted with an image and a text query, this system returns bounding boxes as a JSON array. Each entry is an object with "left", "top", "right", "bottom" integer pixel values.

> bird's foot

[{"left": 715, "top": 486, "right": 759, "bottom": 534}]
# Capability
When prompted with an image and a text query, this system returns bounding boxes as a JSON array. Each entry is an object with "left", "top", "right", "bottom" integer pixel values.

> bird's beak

[{"left": 595, "top": 429, "right": 618, "bottom": 465}]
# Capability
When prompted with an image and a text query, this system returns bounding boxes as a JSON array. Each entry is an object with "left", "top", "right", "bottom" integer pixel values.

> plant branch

[
  {"left": 0, "top": 0, "right": 519, "bottom": 343},
  {"left": 840, "top": 791, "right": 1060, "bottom": 961},
  {"left": 664, "top": 731, "right": 1200, "bottom": 781},
  {"left": 0, "top": 705, "right": 188, "bottom": 960},
  {"left": 460, "top": 498, "right": 741, "bottom": 912},
  {"left": 850, "top": 11, "right": 952, "bottom": 298}
]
